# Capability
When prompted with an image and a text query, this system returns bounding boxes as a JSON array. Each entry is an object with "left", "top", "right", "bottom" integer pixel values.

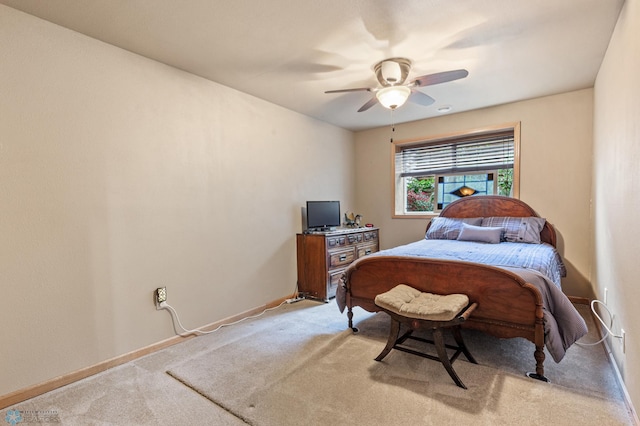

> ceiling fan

[{"left": 325, "top": 57, "right": 468, "bottom": 112}]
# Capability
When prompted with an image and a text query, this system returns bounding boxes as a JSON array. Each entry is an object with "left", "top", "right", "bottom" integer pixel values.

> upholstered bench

[{"left": 374, "top": 284, "right": 478, "bottom": 389}]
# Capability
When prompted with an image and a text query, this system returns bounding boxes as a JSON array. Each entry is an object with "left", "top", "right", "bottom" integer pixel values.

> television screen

[{"left": 306, "top": 201, "right": 340, "bottom": 231}]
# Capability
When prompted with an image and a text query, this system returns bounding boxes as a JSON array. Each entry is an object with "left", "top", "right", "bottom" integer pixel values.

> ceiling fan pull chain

[{"left": 390, "top": 109, "right": 396, "bottom": 143}]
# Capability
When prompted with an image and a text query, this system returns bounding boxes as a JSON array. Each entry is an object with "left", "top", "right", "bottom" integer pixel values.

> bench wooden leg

[
  {"left": 375, "top": 318, "right": 400, "bottom": 362},
  {"left": 433, "top": 327, "right": 467, "bottom": 389},
  {"left": 452, "top": 326, "right": 477, "bottom": 364}
]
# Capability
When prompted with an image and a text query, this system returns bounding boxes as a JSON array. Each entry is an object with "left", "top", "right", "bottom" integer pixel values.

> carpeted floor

[{"left": 6, "top": 300, "right": 635, "bottom": 425}]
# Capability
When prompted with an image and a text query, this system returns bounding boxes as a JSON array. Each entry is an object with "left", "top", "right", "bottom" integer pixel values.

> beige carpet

[
  {"left": 166, "top": 301, "right": 633, "bottom": 426},
  {"left": 7, "top": 300, "right": 635, "bottom": 425}
]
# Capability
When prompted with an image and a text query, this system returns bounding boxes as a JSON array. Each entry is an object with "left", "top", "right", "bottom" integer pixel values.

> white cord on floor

[
  {"left": 158, "top": 301, "right": 287, "bottom": 337},
  {"left": 576, "top": 299, "right": 623, "bottom": 347},
  {"left": 157, "top": 285, "right": 300, "bottom": 337}
]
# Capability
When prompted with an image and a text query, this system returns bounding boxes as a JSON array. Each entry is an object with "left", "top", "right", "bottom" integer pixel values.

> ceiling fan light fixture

[{"left": 376, "top": 86, "right": 411, "bottom": 110}]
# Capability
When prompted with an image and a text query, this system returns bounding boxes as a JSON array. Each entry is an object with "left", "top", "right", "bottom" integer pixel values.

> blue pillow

[
  {"left": 426, "top": 217, "right": 483, "bottom": 240},
  {"left": 481, "top": 216, "right": 546, "bottom": 244}
]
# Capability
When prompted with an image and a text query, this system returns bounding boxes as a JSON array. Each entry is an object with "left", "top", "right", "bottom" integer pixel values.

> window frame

[{"left": 391, "top": 122, "right": 521, "bottom": 219}]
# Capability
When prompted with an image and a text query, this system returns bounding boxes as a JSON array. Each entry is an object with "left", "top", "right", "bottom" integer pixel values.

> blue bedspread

[{"left": 372, "top": 239, "right": 566, "bottom": 288}]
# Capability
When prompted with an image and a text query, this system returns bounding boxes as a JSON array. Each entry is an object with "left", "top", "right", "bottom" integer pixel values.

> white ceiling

[{"left": 0, "top": 0, "right": 624, "bottom": 131}]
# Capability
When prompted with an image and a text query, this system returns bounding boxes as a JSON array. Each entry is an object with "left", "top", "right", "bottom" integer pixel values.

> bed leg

[
  {"left": 526, "top": 345, "right": 549, "bottom": 383},
  {"left": 347, "top": 308, "right": 358, "bottom": 333}
]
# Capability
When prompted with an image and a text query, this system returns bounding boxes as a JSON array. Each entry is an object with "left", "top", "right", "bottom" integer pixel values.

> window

[{"left": 393, "top": 123, "right": 520, "bottom": 217}]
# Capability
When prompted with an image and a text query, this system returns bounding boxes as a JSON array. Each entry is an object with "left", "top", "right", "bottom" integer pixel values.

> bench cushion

[{"left": 374, "top": 284, "right": 469, "bottom": 321}]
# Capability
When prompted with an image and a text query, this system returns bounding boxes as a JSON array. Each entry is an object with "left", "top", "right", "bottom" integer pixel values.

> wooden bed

[{"left": 340, "top": 195, "right": 564, "bottom": 381}]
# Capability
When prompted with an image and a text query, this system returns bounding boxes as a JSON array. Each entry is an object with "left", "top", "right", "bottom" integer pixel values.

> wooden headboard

[{"left": 428, "top": 195, "right": 557, "bottom": 247}]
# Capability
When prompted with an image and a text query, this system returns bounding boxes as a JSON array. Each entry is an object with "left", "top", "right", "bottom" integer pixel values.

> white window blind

[{"left": 397, "top": 132, "right": 515, "bottom": 177}]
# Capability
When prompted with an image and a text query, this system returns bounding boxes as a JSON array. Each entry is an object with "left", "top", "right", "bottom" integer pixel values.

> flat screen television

[{"left": 306, "top": 201, "right": 341, "bottom": 231}]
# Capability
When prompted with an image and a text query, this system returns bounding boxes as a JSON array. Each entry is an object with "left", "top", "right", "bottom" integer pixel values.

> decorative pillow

[
  {"left": 425, "top": 217, "right": 483, "bottom": 240},
  {"left": 457, "top": 223, "right": 503, "bottom": 244},
  {"left": 481, "top": 216, "right": 546, "bottom": 244}
]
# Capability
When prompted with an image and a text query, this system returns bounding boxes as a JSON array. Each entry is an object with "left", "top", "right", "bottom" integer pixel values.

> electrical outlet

[
  {"left": 156, "top": 287, "right": 167, "bottom": 304},
  {"left": 621, "top": 329, "right": 626, "bottom": 353}
]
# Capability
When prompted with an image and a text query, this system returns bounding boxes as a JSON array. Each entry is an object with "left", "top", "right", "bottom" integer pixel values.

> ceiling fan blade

[
  {"left": 357, "top": 97, "right": 379, "bottom": 112},
  {"left": 408, "top": 90, "right": 436, "bottom": 106},
  {"left": 411, "top": 69, "right": 469, "bottom": 88},
  {"left": 325, "top": 87, "right": 372, "bottom": 94}
]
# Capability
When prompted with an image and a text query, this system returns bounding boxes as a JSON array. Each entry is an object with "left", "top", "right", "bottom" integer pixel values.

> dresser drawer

[
  {"left": 345, "top": 233, "right": 363, "bottom": 245},
  {"left": 326, "top": 235, "right": 346, "bottom": 248},
  {"left": 357, "top": 242, "right": 378, "bottom": 258},
  {"left": 363, "top": 230, "right": 378, "bottom": 242},
  {"left": 328, "top": 247, "right": 356, "bottom": 268}
]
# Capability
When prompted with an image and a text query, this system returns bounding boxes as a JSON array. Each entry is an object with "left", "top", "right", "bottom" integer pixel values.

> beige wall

[
  {"left": 0, "top": 6, "right": 355, "bottom": 396},
  {"left": 593, "top": 0, "right": 640, "bottom": 413},
  {"left": 354, "top": 89, "right": 594, "bottom": 298}
]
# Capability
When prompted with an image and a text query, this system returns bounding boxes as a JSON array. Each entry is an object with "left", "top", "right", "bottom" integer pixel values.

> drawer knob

[{"left": 339, "top": 254, "right": 347, "bottom": 261}]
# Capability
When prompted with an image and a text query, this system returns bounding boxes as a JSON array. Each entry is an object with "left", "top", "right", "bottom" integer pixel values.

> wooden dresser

[{"left": 296, "top": 227, "right": 379, "bottom": 301}]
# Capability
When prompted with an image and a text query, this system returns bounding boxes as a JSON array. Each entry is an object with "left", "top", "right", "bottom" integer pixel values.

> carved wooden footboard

[{"left": 343, "top": 256, "right": 548, "bottom": 379}]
